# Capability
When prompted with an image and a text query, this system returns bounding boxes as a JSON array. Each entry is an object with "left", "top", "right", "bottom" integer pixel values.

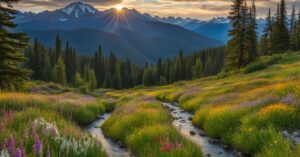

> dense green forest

[{"left": 23, "top": 38, "right": 225, "bottom": 90}]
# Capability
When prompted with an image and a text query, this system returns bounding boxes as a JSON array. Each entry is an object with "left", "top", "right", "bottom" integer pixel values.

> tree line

[
  {"left": 23, "top": 37, "right": 225, "bottom": 90},
  {"left": 227, "top": 0, "right": 300, "bottom": 70}
]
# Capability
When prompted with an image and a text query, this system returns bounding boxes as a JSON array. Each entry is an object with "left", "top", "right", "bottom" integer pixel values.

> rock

[
  {"left": 223, "top": 144, "right": 230, "bottom": 150},
  {"left": 178, "top": 117, "right": 183, "bottom": 119},
  {"left": 209, "top": 139, "right": 219, "bottom": 143},
  {"left": 97, "top": 115, "right": 104, "bottom": 119},
  {"left": 94, "top": 126, "right": 101, "bottom": 128},
  {"left": 188, "top": 117, "right": 193, "bottom": 121},
  {"left": 180, "top": 110, "right": 185, "bottom": 113},
  {"left": 218, "top": 152, "right": 223, "bottom": 155},
  {"left": 293, "top": 137, "right": 300, "bottom": 144},
  {"left": 199, "top": 133, "right": 206, "bottom": 137},
  {"left": 173, "top": 112, "right": 177, "bottom": 114},
  {"left": 283, "top": 130, "right": 289, "bottom": 138},
  {"left": 206, "top": 153, "right": 211, "bottom": 157},
  {"left": 236, "top": 151, "right": 244, "bottom": 157},
  {"left": 293, "top": 130, "right": 300, "bottom": 137},
  {"left": 180, "top": 120, "right": 186, "bottom": 123},
  {"left": 117, "top": 141, "right": 125, "bottom": 148},
  {"left": 189, "top": 131, "right": 196, "bottom": 136}
]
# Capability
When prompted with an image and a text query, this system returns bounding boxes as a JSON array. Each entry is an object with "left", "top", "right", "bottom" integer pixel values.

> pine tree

[
  {"left": 73, "top": 72, "right": 83, "bottom": 88},
  {"left": 270, "top": 0, "right": 290, "bottom": 53},
  {"left": 226, "top": 0, "right": 246, "bottom": 69},
  {"left": 259, "top": 8, "right": 273, "bottom": 55},
  {"left": 52, "top": 56, "right": 66, "bottom": 85},
  {"left": 0, "top": 1, "right": 30, "bottom": 90},
  {"left": 290, "top": 6, "right": 298, "bottom": 51},
  {"left": 55, "top": 35, "right": 62, "bottom": 61},
  {"left": 244, "top": 0, "right": 258, "bottom": 64},
  {"left": 192, "top": 57, "right": 203, "bottom": 78}
]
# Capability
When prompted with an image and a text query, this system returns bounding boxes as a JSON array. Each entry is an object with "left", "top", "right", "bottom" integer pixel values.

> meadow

[
  {"left": 0, "top": 91, "right": 108, "bottom": 157},
  {"left": 101, "top": 52, "right": 300, "bottom": 157},
  {"left": 1, "top": 52, "right": 300, "bottom": 157}
]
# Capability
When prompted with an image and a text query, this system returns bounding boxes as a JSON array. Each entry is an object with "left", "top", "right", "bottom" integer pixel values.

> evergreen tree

[
  {"left": 73, "top": 72, "right": 83, "bottom": 88},
  {"left": 55, "top": 35, "right": 62, "bottom": 61},
  {"left": 291, "top": 6, "right": 298, "bottom": 51},
  {"left": 259, "top": 8, "right": 273, "bottom": 55},
  {"left": 52, "top": 56, "right": 66, "bottom": 85},
  {"left": 192, "top": 57, "right": 203, "bottom": 78},
  {"left": 0, "top": 1, "right": 30, "bottom": 90},
  {"left": 244, "top": 0, "right": 258, "bottom": 64},
  {"left": 226, "top": 0, "right": 246, "bottom": 69},
  {"left": 270, "top": 0, "right": 290, "bottom": 53}
]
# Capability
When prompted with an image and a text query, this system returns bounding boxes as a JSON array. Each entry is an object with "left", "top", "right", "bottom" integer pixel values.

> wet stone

[
  {"left": 218, "top": 152, "right": 223, "bottom": 155},
  {"left": 199, "top": 133, "right": 206, "bottom": 137},
  {"left": 209, "top": 139, "right": 219, "bottom": 143},
  {"left": 188, "top": 117, "right": 193, "bottom": 121},
  {"left": 189, "top": 131, "right": 196, "bottom": 136},
  {"left": 223, "top": 144, "right": 230, "bottom": 150},
  {"left": 206, "top": 153, "right": 211, "bottom": 157}
]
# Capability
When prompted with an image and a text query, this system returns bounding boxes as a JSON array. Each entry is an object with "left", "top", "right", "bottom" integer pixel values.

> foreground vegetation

[
  {"left": 100, "top": 52, "right": 300, "bottom": 157},
  {"left": 0, "top": 91, "right": 108, "bottom": 157},
  {"left": 101, "top": 96, "right": 203, "bottom": 157}
]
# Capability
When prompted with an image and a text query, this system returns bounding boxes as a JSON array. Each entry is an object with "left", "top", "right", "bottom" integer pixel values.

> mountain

[
  {"left": 15, "top": 2, "right": 223, "bottom": 64},
  {"left": 152, "top": 16, "right": 266, "bottom": 43}
]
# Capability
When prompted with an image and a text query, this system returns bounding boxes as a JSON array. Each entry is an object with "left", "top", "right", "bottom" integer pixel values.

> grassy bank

[
  {"left": 101, "top": 96, "right": 203, "bottom": 157},
  {"left": 142, "top": 52, "right": 300, "bottom": 156},
  {"left": 0, "top": 92, "right": 108, "bottom": 157}
]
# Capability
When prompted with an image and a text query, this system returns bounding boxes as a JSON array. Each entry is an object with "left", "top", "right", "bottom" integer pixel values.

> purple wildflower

[
  {"left": 9, "top": 135, "right": 15, "bottom": 155},
  {"left": 33, "top": 135, "right": 42, "bottom": 155},
  {"left": 15, "top": 148, "right": 22, "bottom": 157},
  {"left": 2, "top": 138, "right": 7, "bottom": 150},
  {"left": 51, "top": 127, "right": 57, "bottom": 136}
]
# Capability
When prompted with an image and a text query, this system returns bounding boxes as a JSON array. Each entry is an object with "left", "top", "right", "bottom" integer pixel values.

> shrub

[
  {"left": 255, "top": 133, "right": 294, "bottom": 157},
  {"left": 244, "top": 60, "right": 267, "bottom": 74},
  {"left": 203, "top": 106, "right": 250, "bottom": 143},
  {"left": 126, "top": 124, "right": 202, "bottom": 157},
  {"left": 232, "top": 127, "right": 281, "bottom": 154},
  {"left": 243, "top": 104, "right": 299, "bottom": 130},
  {"left": 266, "top": 54, "right": 283, "bottom": 65}
]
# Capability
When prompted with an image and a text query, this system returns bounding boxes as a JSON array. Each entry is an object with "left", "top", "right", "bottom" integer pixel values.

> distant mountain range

[{"left": 14, "top": 2, "right": 265, "bottom": 64}]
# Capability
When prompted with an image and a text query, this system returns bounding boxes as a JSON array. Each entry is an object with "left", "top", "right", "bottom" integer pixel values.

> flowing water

[
  {"left": 86, "top": 113, "right": 134, "bottom": 157},
  {"left": 162, "top": 102, "right": 237, "bottom": 157}
]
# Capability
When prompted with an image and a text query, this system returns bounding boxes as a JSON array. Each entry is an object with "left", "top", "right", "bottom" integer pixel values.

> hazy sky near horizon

[{"left": 13, "top": 0, "right": 300, "bottom": 20}]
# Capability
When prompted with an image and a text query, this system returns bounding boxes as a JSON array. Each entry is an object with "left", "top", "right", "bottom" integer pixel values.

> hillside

[{"left": 101, "top": 52, "right": 300, "bottom": 157}]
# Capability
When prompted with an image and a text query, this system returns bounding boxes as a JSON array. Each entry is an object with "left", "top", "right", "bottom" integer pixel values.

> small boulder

[
  {"left": 206, "top": 153, "right": 211, "bottom": 157},
  {"left": 188, "top": 117, "right": 193, "bottom": 121},
  {"left": 199, "top": 133, "right": 206, "bottom": 137},
  {"left": 189, "top": 131, "right": 196, "bottom": 136},
  {"left": 283, "top": 130, "right": 289, "bottom": 138}
]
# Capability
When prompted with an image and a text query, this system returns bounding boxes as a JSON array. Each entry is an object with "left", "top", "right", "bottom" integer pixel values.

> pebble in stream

[
  {"left": 86, "top": 113, "right": 135, "bottom": 157},
  {"left": 163, "top": 102, "right": 238, "bottom": 157}
]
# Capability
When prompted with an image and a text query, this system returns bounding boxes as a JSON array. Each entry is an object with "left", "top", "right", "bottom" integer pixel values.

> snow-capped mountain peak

[{"left": 61, "top": 1, "right": 98, "bottom": 17}]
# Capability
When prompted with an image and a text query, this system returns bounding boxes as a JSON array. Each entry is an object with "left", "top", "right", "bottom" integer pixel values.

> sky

[{"left": 13, "top": 0, "right": 300, "bottom": 20}]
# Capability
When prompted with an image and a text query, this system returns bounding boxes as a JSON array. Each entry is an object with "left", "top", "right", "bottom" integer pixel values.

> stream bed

[
  {"left": 163, "top": 102, "right": 238, "bottom": 157},
  {"left": 86, "top": 113, "right": 134, "bottom": 157}
]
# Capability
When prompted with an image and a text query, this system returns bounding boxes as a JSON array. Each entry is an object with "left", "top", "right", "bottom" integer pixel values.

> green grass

[
  {"left": 101, "top": 98, "right": 203, "bottom": 157},
  {"left": 0, "top": 92, "right": 108, "bottom": 157}
]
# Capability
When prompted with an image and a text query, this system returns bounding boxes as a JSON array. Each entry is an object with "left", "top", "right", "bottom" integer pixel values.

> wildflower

[
  {"left": 160, "top": 142, "right": 173, "bottom": 152},
  {"left": 2, "top": 138, "right": 7, "bottom": 150},
  {"left": 9, "top": 135, "right": 15, "bottom": 155},
  {"left": 175, "top": 141, "right": 183, "bottom": 148},
  {"left": 33, "top": 135, "right": 43, "bottom": 155},
  {"left": 15, "top": 148, "right": 22, "bottom": 157}
]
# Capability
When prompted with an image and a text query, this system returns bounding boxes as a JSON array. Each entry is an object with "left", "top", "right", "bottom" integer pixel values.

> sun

[{"left": 115, "top": 4, "right": 124, "bottom": 12}]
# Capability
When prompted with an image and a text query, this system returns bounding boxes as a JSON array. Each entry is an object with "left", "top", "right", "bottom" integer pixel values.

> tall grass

[{"left": 102, "top": 99, "right": 203, "bottom": 157}]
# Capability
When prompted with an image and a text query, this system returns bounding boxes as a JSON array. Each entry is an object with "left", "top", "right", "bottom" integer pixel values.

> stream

[
  {"left": 162, "top": 102, "right": 238, "bottom": 157},
  {"left": 86, "top": 113, "right": 134, "bottom": 157}
]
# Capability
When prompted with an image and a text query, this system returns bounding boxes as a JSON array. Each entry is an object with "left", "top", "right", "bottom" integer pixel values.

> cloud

[
  {"left": 13, "top": 0, "right": 300, "bottom": 19},
  {"left": 19, "top": 0, "right": 123, "bottom": 8}
]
